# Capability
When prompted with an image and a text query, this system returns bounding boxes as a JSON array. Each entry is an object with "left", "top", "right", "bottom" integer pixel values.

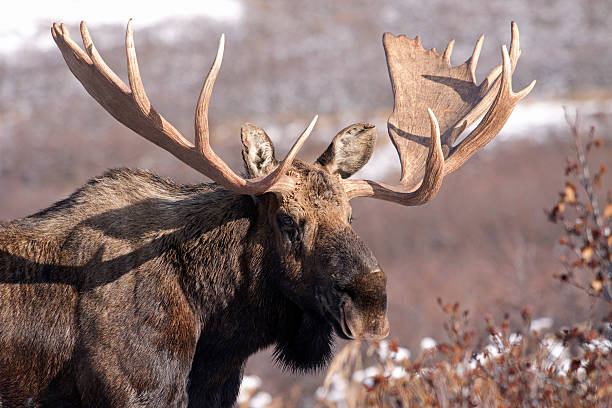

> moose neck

[{"left": 174, "top": 188, "right": 286, "bottom": 354}]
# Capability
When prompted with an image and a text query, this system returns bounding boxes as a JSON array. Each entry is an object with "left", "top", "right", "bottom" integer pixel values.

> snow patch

[
  {"left": 1, "top": 0, "right": 243, "bottom": 55},
  {"left": 420, "top": 337, "right": 437, "bottom": 350}
]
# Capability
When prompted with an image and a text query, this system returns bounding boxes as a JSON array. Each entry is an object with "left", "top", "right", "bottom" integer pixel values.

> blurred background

[{"left": 1, "top": 0, "right": 612, "bottom": 404}]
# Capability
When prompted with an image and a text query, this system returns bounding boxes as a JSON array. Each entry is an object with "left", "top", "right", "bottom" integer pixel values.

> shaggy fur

[{"left": 0, "top": 125, "right": 387, "bottom": 407}]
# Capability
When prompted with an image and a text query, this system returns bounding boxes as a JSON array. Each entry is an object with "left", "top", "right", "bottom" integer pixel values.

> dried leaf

[
  {"left": 521, "top": 307, "right": 533, "bottom": 322},
  {"left": 437, "top": 343, "right": 452, "bottom": 354},
  {"left": 501, "top": 320, "right": 509, "bottom": 334},
  {"left": 581, "top": 246, "right": 594, "bottom": 260},
  {"left": 548, "top": 203, "right": 565, "bottom": 222},
  {"left": 564, "top": 183, "right": 576, "bottom": 203},
  {"left": 594, "top": 174, "right": 602, "bottom": 186},
  {"left": 604, "top": 203, "right": 612, "bottom": 218},
  {"left": 451, "top": 344, "right": 462, "bottom": 365},
  {"left": 558, "top": 202, "right": 565, "bottom": 214},
  {"left": 591, "top": 279, "right": 603, "bottom": 293},
  {"left": 390, "top": 338, "right": 399, "bottom": 353}
]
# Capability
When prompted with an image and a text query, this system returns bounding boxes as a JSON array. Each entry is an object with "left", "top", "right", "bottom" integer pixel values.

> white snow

[
  {"left": 530, "top": 317, "right": 554, "bottom": 333},
  {"left": 374, "top": 340, "right": 411, "bottom": 364},
  {"left": 352, "top": 366, "right": 381, "bottom": 384},
  {"left": 586, "top": 338, "right": 612, "bottom": 353},
  {"left": 237, "top": 375, "right": 262, "bottom": 404},
  {"left": 394, "top": 347, "right": 411, "bottom": 362},
  {"left": 0, "top": 0, "right": 243, "bottom": 55},
  {"left": 240, "top": 375, "right": 262, "bottom": 390},
  {"left": 391, "top": 366, "right": 408, "bottom": 379},
  {"left": 249, "top": 392, "right": 272, "bottom": 408},
  {"left": 318, "top": 373, "right": 349, "bottom": 406},
  {"left": 542, "top": 338, "right": 566, "bottom": 360},
  {"left": 420, "top": 337, "right": 437, "bottom": 350},
  {"left": 362, "top": 377, "right": 376, "bottom": 388}
]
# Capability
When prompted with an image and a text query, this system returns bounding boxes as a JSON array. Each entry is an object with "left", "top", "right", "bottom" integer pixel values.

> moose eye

[{"left": 277, "top": 214, "right": 296, "bottom": 230}]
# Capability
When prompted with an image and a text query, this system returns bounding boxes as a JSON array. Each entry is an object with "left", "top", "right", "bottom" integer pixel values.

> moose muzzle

[{"left": 339, "top": 268, "right": 389, "bottom": 340}]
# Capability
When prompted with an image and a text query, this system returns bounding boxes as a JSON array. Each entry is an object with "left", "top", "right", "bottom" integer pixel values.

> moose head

[{"left": 242, "top": 121, "right": 387, "bottom": 346}]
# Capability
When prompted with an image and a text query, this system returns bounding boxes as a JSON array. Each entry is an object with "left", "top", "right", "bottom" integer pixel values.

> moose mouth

[
  {"left": 337, "top": 301, "right": 354, "bottom": 340},
  {"left": 318, "top": 291, "right": 353, "bottom": 340},
  {"left": 326, "top": 303, "right": 354, "bottom": 341},
  {"left": 319, "top": 290, "right": 389, "bottom": 341}
]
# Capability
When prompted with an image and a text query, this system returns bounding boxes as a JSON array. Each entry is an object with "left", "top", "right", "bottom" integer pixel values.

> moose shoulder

[{"left": 0, "top": 20, "right": 533, "bottom": 407}]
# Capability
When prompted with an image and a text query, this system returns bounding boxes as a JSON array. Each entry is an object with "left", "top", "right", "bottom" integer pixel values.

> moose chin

[{"left": 0, "top": 20, "right": 533, "bottom": 407}]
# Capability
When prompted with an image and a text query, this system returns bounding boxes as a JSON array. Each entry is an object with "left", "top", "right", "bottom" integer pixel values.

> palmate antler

[
  {"left": 342, "top": 22, "right": 535, "bottom": 205},
  {"left": 52, "top": 20, "right": 317, "bottom": 195}
]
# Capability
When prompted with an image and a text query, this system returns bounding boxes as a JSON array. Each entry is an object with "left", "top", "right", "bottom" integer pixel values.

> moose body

[
  {"left": 0, "top": 19, "right": 533, "bottom": 408},
  {"left": 0, "top": 165, "right": 386, "bottom": 407},
  {"left": 1, "top": 169, "right": 259, "bottom": 406}
]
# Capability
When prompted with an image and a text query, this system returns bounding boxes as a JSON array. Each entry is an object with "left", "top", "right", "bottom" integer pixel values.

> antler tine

[
  {"left": 55, "top": 20, "right": 192, "bottom": 150},
  {"left": 509, "top": 21, "right": 521, "bottom": 72},
  {"left": 80, "top": 23, "right": 129, "bottom": 93},
  {"left": 444, "top": 44, "right": 535, "bottom": 174},
  {"left": 195, "top": 33, "right": 225, "bottom": 156},
  {"left": 190, "top": 31, "right": 317, "bottom": 194},
  {"left": 442, "top": 39, "right": 455, "bottom": 63},
  {"left": 125, "top": 19, "right": 152, "bottom": 115},
  {"left": 407, "top": 108, "right": 444, "bottom": 202},
  {"left": 468, "top": 34, "right": 484, "bottom": 83},
  {"left": 457, "top": 21, "right": 522, "bottom": 133},
  {"left": 53, "top": 20, "right": 316, "bottom": 196}
]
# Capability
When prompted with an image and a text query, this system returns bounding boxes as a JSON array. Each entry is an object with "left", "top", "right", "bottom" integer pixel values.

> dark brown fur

[{"left": 0, "top": 123, "right": 388, "bottom": 407}]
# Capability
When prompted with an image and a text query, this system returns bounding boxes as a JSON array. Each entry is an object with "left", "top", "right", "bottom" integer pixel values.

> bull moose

[{"left": 0, "top": 20, "right": 533, "bottom": 407}]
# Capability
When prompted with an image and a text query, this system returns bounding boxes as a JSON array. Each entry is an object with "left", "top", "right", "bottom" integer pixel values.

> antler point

[{"left": 514, "top": 79, "right": 536, "bottom": 99}]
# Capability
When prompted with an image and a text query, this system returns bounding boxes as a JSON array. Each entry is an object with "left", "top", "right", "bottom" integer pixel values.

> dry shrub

[
  {"left": 547, "top": 109, "right": 612, "bottom": 302},
  {"left": 316, "top": 302, "right": 611, "bottom": 408}
]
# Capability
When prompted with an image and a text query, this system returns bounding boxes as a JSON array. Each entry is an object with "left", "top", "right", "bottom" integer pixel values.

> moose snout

[
  {"left": 337, "top": 267, "right": 389, "bottom": 340},
  {"left": 342, "top": 297, "right": 390, "bottom": 340}
]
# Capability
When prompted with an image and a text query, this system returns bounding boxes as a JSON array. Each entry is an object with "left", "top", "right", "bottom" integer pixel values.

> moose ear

[
  {"left": 241, "top": 123, "right": 279, "bottom": 178},
  {"left": 316, "top": 123, "right": 377, "bottom": 178}
]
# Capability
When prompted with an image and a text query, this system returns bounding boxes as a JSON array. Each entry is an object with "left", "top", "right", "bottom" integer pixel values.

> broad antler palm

[
  {"left": 52, "top": 20, "right": 317, "bottom": 195},
  {"left": 342, "top": 22, "right": 535, "bottom": 205}
]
